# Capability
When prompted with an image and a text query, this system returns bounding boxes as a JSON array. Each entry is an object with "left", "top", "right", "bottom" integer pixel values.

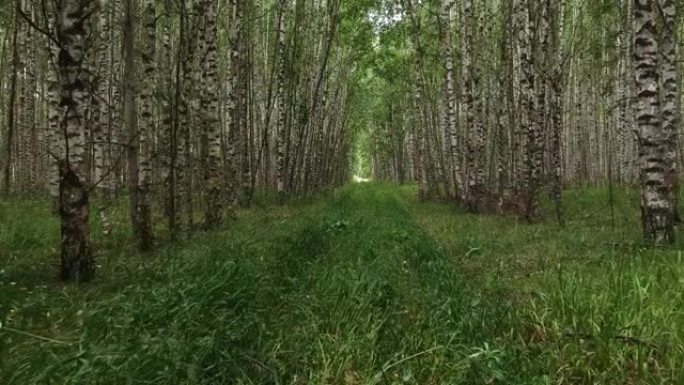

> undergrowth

[{"left": 0, "top": 184, "right": 682, "bottom": 384}]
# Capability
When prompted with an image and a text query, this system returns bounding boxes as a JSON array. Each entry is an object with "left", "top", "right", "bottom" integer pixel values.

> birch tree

[
  {"left": 54, "top": 0, "right": 98, "bottom": 282},
  {"left": 633, "top": 0, "right": 674, "bottom": 244}
]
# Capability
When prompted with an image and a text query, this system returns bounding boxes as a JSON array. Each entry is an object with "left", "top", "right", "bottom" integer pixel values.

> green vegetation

[{"left": 1, "top": 184, "right": 683, "bottom": 384}]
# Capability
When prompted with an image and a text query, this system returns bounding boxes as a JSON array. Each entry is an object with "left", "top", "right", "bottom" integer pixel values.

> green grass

[{"left": 1, "top": 183, "right": 683, "bottom": 384}]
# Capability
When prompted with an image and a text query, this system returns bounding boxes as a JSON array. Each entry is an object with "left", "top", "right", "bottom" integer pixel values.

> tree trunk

[
  {"left": 658, "top": 0, "right": 680, "bottom": 223},
  {"left": 276, "top": 0, "right": 288, "bottom": 204},
  {"left": 549, "top": 0, "right": 565, "bottom": 226},
  {"left": 438, "top": 0, "right": 462, "bottom": 200},
  {"left": 56, "top": 0, "right": 97, "bottom": 282},
  {"left": 2, "top": 1, "right": 19, "bottom": 197},
  {"left": 404, "top": 0, "right": 428, "bottom": 201},
  {"left": 633, "top": 0, "right": 674, "bottom": 244},
  {"left": 525, "top": 0, "right": 545, "bottom": 221},
  {"left": 123, "top": 0, "right": 143, "bottom": 247},
  {"left": 201, "top": 0, "right": 223, "bottom": 227},
  {"left": 137, "top": 0, "right": 156, "bottom": 249}
]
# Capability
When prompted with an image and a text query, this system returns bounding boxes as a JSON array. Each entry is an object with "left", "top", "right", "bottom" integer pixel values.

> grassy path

[{"left": 1, "top": 183, "right": 683, "bottom": 384}]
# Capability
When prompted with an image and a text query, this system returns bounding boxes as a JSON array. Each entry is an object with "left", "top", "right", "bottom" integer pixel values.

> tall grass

[
  {"left": 0, "top": 184, "right": 682, "bottom": 384},
  {"left": 410, "top": 185, "right": 684, "bottom": 384}
]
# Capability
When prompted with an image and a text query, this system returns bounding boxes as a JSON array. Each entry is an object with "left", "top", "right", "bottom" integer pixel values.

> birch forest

[{"left": 1, "top": 0, "right": 684, "bottom": 383}]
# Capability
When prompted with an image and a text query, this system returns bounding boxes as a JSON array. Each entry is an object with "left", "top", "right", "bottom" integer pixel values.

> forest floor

[{"left": 1, "top": 183, "right": 683, "bottom": 384}]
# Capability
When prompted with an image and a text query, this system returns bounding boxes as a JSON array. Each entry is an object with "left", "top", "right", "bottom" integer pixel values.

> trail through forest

[
  {"left": 2, "top": 0, "right": 684, "bottom": 382},
  {"left": 2, "top": 183, "right": 683, "bottom": 384}
]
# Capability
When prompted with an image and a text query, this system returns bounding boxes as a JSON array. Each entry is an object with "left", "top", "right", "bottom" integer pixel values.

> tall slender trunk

[
  {"left": 616, "top": 0, "right": 628, "bottom": 185},
  {"left": 160, "top": 10, "right": 176, "bottom": 236},
  {"left": 438, "top": 0, "right": 462, "bottom": 200},
  {"left": 201, "top": 0, "right": 223, "bottom": 227},
  {"left": 462, "top": 0, "right": 476, "bottom": 208},
  {"left": 404, "top": 0, "right": 428, "bottom": 201},
  {"left": 515, "top": 0, "right": 531, "bottom": 196},
  {"left": 550, "top": 0, "right": 565, "bottom": 226},
  {"left": 658, "top": 0, "right": 679, "bottom": 222},
  {"left": 276, "top": 0, "right": 288, "bottom": 204},
  {"left": 496, "top": 0, "right": 514, "bottom": 210},
  {"left": 239, "top": 3, "right": 252, "bottom": 204},
  {"left": 137, "top": 0, "right": 156, "bottom": 249},
  {"left": 123, "top": 0, "right": 142, "bottom": 246},
  {"left": 226, "top": 0, "right": 242, "bottom": 212},
  {"left": 169, "top": 4, "right": 185, "bottom": 236},
  {"left": 633, "top": 0, "right": 674, "bottom": 244},
  {"left": 2, "top": 1, "right": 19, "bottom": 197},
  {"left": 56, "top": 0, "right": 97, "bottom": 282},
  {"left": 525, "top": 0, "right": 545, "bottom": 221},
  {"left": 93, "top": 6, "right": 112, "bottom": 234}
]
